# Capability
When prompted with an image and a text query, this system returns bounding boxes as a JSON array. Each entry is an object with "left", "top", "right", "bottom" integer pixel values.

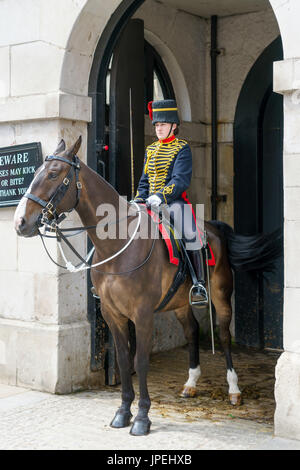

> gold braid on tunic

[{"left": 144, "top": 138, "right": 188, "bottom": 202}]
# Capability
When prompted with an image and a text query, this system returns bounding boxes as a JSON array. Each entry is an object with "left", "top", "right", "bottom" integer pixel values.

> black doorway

[
  {"left": 86, "top": 1, "right": 146, "bottom": 382},
  {"left": 86, "top": 8, "right": 175, "bottom": 383},
  {"left": 234, "top": 36, "right": 284, "bottom": 350}
]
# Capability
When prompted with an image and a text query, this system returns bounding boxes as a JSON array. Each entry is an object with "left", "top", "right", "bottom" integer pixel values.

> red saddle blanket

[{"left": 146, "top": 206, "right": 216, "bottom": 267}]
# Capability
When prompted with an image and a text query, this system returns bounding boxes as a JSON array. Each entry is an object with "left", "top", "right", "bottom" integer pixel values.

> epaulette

[{"left": 176, "top": 139, "right": 188, "bottom": 148}]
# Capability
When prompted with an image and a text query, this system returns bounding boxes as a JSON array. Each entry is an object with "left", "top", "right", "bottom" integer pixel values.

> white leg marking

[
  {"left": 227, "top": 369, "right": 241, "bottom": 394},
  {"left": 184, "top": 365, "right": 201, "bottom": 388}
]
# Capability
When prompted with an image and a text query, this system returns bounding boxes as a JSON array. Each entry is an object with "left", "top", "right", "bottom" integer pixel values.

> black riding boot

[{"left": 187, "top": 250, "right": 208, "bottom": 304}]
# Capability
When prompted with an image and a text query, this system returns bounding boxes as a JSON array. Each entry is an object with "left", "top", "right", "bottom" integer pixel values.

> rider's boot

[{"left": 187, "top": 250, "right": 208, "bottom": 304}]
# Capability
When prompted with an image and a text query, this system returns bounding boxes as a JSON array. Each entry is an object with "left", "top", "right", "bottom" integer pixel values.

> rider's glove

[{"left": 146, "top": 195, "right": 162, "bottom": 207}]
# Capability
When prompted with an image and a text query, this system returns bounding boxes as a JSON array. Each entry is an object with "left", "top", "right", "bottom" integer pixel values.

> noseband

[{"left": 24, "top": 154, "right": 82, "bottom": 226}]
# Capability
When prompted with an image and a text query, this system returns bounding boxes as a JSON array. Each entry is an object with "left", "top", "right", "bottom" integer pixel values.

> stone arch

[
  {"left": 59, "top": 0, "right": 143, "bottom": 97},
  {"left": 269, "top": 0, "right": 297, "bottom": 60},
  {"left": 57, "top": 0, "right": 300, "bottom": 440},
  {"left": 144, "top": 29, "right": 191, "bottom": 121},
  {"left": 59, "top": 0, "right": 191, "bottom": 122},
  {"left": 57, "top": 1, "right": 292, "bottom": 105}
]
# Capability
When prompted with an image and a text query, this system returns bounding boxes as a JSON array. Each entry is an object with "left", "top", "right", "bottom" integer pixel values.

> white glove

[{"left": 146, "top": 195, "right": 162, "bottom": 207}]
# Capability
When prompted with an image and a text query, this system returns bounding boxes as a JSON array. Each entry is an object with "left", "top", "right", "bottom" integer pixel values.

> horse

[{"left": 14, "top": 137, "right": 282, "bottom": 436}]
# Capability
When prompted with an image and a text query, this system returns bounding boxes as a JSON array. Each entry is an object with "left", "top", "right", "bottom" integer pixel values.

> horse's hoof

[
  {"left": 130, "top": 417, "right": 151, "bottom": 436},
  {"left": 110, "top": 409, "right": 132, "bottom": 428},
  {"left": 229, "top": 393, "right": 242, "bottom": 406},
  {"left": 179, "top": 386, "right": 197, "bottom": 398}
]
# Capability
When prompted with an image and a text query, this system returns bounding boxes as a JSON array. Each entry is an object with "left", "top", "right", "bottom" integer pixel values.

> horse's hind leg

[
  {"left": 130, "top": 313, "right": 154, "bottom": 436},
  {"left": 101, "top": 310, "right": 135, "bottom": 428},
  {"left": 211, "top": 267, "right": 242, "bottom": 406},
  {"left": 175, "top": 304, "right": 201, "bottom": 398}
]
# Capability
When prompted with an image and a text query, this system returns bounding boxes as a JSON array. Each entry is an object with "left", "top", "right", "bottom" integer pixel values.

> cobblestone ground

[
  {"left": 130, "top": 344, "right": 280, "bottom": 425},
  {"left": 0, "top": 345, "right": 300, "bottom": 450}
]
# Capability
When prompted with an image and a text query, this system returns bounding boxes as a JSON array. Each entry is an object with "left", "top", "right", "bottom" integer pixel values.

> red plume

[{"left": 148, "top": 101, "right": 153, "bottom": 121}]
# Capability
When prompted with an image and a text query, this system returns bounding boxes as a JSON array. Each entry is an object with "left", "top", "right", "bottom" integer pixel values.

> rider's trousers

[{"left": 163, "top": 199, "right": 202, "bottom": 251}]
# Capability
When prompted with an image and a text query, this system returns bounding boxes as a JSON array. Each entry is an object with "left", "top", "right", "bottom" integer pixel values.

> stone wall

[
  {"left": 0, "top": 119, "right": 104, "bottom": 393},
  {"left": 270, "top": 0, "right": 300, "bottom": 441},
  {"left": 0, "top": 0, "right": 113, "bottom": 392}
]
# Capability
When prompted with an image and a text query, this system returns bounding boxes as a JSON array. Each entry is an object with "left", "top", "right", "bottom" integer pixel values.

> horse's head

[{"left": 14, "top": 136, "right": 82, "bottom": 237}]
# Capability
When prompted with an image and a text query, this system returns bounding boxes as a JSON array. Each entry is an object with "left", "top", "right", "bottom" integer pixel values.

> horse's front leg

[
  {"left": 130, "top": 314, "right": 154, "bottom": 436},
  {"left": 102, "top": 310, "right": 135, "bottom": 428},
  {"left": 175, "top": 304, "right": 201, "bottom": 398}
]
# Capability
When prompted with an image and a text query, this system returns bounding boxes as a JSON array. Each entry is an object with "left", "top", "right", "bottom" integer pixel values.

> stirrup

[
  {"left": 91, "top": 286, "right": 100, "bottom": 299},
  {"left": 189, "top": 282, "right": 208, "bottom": 306}
]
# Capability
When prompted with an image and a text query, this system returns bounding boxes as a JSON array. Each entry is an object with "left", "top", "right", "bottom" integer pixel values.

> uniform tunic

[
  {"left": 134, "top": 135, "right": 201, "bottom": 250},
  {"left": 134, "top": 136, "right": 191, "bottom": 204}
]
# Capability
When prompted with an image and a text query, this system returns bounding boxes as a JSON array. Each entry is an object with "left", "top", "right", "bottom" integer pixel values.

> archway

[
  {"left": 234, "top": 36, "right": 284, "bottom": 350},
  {"left": 61, "top": 0, "right": 288, "bottom": 415},
  {"left": 78, "top": 0, "right": 283, "bottom": 378}
]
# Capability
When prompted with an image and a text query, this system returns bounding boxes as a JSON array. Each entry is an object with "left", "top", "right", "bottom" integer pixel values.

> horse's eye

[{"left": 48, "top": 172, "right": 58, "bottom": 180}]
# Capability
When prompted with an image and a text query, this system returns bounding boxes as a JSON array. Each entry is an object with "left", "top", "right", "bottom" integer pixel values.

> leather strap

[{"left": 25, "top": 155, "right": 81, "bottom": 222}]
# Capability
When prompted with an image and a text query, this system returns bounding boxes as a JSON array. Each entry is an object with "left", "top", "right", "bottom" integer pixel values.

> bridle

[
  {"left": 24, "top": 154, "right": 82, "bottom": 228},
  {"left": 23, "top": 153, "right": 159, "bottom": 275}
]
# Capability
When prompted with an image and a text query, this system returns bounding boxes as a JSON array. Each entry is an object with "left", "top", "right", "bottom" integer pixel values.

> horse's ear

[
  {"left": 65, "top": 136, "right": 82, "bottom": 157},
  {"left": 53, "top": 139, "right": 66, "bottom": 155}
]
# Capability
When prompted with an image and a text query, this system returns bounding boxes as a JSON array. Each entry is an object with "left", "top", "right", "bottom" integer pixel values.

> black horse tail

[{"left": 208, "top": 220, "right": 283, "bottom": 272}]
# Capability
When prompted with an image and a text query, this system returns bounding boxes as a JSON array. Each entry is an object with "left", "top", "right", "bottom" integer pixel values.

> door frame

[
  {"left": 87, "top": 0, "right": 145, "bottom": 374},
  {"left": 233, "top": 36, "right": 283, "bottom": 348}
]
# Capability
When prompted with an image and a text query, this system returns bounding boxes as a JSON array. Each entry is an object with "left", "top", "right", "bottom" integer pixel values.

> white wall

[
  {"left": 270, "top": 0, "right": 300, "bottom": 441},
  {"left": 0, "top": 0, "right": 117, "bottom": 392}
]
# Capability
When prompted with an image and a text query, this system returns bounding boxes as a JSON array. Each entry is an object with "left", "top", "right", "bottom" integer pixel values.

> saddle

[
  {"left": 146, "top": 207, "right": 215, "bottom": 312},
  {"left": 146, "top": 207, "right": 215, "bottom": 267}
]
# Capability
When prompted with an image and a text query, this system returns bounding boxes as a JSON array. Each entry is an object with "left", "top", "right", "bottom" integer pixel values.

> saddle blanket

[{"left": 146, "top": 207, "right": 216, "bottom": 267}]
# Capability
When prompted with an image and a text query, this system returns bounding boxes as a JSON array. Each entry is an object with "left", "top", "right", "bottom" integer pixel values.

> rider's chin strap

[{"left": 166, "top": 123, "right": 173, "bottom": 139}]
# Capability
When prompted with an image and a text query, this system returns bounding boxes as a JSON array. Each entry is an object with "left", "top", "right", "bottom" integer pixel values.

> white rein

[{"left": 41, "top": 201, "right": 142, "bottom": 273}]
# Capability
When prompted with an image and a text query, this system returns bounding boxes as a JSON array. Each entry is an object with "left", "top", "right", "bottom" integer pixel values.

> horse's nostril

[{"left": 16, "top": 216, "right": 26, "bottom": 233}]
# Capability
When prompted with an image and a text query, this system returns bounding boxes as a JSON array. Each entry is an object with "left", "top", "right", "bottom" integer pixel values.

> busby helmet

[{"left": 148, "top": 99, "right": 180, "bottom": 125}]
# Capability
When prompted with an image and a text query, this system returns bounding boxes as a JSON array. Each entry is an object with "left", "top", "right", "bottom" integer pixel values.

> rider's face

[{"left": 155, "top": 122, "right": 176, "bottom": 140}]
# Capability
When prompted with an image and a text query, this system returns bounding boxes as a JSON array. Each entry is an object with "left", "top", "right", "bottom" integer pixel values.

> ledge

[
  {"left": 0, "top": 92, "right": 92, "bottom": 123},
  {"left": 274, "top": 58, "right": 300, "bottom": 94}
]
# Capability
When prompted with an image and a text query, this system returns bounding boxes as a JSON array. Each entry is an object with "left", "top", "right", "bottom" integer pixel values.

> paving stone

[{"left": 0, "top": 385, "right": 300, "bottom": 450}]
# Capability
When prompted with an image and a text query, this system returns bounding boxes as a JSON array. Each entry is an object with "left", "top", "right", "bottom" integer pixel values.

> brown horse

[{"left": 14, "top": 137, "right": 282, "bottom": 436}]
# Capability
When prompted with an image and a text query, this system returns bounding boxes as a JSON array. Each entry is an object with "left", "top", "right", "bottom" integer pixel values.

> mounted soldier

[
  {"left": 15, "top": 134, "right": 282, "bottom": 434},
  {"left": 134, "top": 99, "right": 208, "bottom": 304}
]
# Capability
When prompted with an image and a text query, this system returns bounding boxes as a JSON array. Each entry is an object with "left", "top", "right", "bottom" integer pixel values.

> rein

[{"left": 26, "top": 153, "right": 158, "bottom": 275}]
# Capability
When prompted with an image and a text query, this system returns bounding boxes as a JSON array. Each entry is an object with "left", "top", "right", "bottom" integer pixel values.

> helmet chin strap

[{"left": 166, "top": 123, "right": 174, "bottom": 139}]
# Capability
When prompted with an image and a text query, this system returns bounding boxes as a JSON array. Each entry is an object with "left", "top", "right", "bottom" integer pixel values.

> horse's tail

[{"left": 208, "top": 220, "right": 283, "bottom": 272}]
